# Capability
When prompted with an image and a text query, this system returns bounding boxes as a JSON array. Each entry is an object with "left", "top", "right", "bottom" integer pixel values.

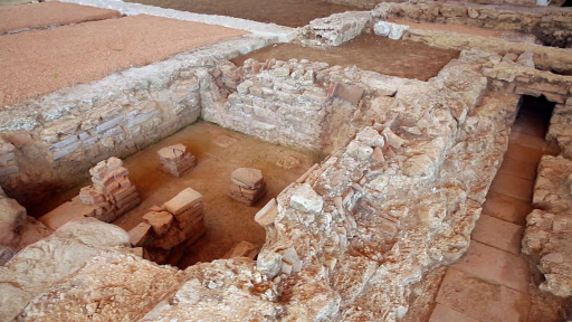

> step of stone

[
  {"left": 497, "top": 156, "right": 538, "bottom": 181},
  {"left": 471, "top": 214, "right": 524, "bottom": 255},
  {"left": 483, "top": 191, "right": 533, "bottom": 226},
  {"left": 489, "top": 173, "right": 534, "bottom": 202},
  {"left": 435, "top": 268, "right": 529, "bottom": 322},
  {"left": 452, "top": 241, "right": 530, "bottom": 293}
]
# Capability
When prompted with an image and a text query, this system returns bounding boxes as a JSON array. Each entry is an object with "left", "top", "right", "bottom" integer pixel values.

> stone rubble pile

[
  {"left": 128, "top": 187, "right": 205, "bottom": 264},
  {"left": 373, "top": 2, "right": 572, "bottom": 47},
  {"left": 79, "top": 156, "right": 140, "bottom": 222},
  {"left": 228, "top": 168, "right": 266, "bottom": 206},
  {"left": 157, "top": 143, "right": 196, "bottom": 177},
  {"left": 522, "top": 155, "right": 572, "bottom": 298}
]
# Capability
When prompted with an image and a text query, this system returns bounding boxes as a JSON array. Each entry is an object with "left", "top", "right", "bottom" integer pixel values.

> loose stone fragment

[
  {"left": 329, "top": 83, "right": 365, "bottom": 106},
  {"left": 143, "top": 211, "right": 173, "bottom": 236},
  {"left": 128, "top": 222, "right": 152, "bottom": 247},
  {"left": 290, "top": 183, "right": 323, "bottom": 214}
]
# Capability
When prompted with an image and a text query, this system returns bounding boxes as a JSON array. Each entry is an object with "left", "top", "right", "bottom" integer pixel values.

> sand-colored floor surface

[
  {"left": 0, "top": 14, "right": 246, "bottom": 107},
  {"left": 0, "top": 1, "right": 121, "bottom": 34}
]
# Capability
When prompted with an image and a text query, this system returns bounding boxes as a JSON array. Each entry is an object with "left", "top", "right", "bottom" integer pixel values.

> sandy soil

[
  {"left": 34, "top": 122, "right": 322, "bottom": 268},
  {"left": 0, "top": 14, "right": 246, "bottom": 107},
  {"left": 233, "top": 34, "right": 460, "bottom": 81},
  {"left": 0, "top": 1, "right": 121, "bottom": 34},
  {"left": 126, "top": 0, "right": 359, "bottom": 27}
]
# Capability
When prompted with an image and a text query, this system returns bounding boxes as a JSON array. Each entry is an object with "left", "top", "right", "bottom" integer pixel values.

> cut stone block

[
  {"left": 231, "top": 168, "right": 264, "bottom": 189},
  {"left": 489, "top": 173, "right": 534, "bottom": 202},
  {"left": 228, "top": 182, "right": 266, "bottom": 206},
  {"left": 143, "top": 211, "right": 173, "bottom": 236},
  {"left": 157, "top": 144, "right": 187, "bottom": 161},
  {"left": 128, "top": 222, "right": 152, "bottom": 247},
  {"left": 255, "top": 199, "right": 278, "bottom": 227},
  {"left": 223, "top": 241, "right": 259, "bottom": 259},
  {"left": 482, "top": 191, "right": 532, "bottom": 226},
  {"left": 497, "top": 157, "right": 537, "bottom": 181},
  {"left": 329, "top": 83, "right": 364, "bottom": 106},
  {"left": 452, "top": 241, "right": 530, "bottom": 292},
  {"left": 290, "top": 183, "right": 323, "bottom": 214},
  {"left": 148, "top": 226, "right": 186, "bottom": 250},
  {"left": 39, "top": 197, "right": 97, "bottom": 231},
  {"left": 162, "top": 188, "right": 203, "bottom": 216},
  {"left": 471, "top": 214, "right": 524, "bottom": 255}
]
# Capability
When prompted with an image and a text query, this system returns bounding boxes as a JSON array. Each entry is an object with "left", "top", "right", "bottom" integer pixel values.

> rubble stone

[{"left": 289, "top": 183, "right": 324, "bottom": 214}]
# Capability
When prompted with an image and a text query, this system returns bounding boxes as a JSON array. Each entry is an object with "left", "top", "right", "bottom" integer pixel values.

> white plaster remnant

[{"left": 374, "top": 21, "right": 409, "bottom": 40}]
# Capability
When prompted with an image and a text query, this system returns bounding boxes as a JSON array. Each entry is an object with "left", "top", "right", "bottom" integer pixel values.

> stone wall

[
  {"left": 373, "top": 2, "right": 572, "bottom": 48},
  {"left": 202, "top": 56, "right": 419, "bottom": 154},
  {"left": 0, "top": 35, "right": 273, "bottom": 207}
]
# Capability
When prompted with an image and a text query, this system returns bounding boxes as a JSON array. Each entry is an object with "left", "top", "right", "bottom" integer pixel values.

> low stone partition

[
  {"left": 373, "top": 2, "right": 572, "bottom": 47},
  {"left": 522, "top": 155, "right": 572, "bottom": 298}
]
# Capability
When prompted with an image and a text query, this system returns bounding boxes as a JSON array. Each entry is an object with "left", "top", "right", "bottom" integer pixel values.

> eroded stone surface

[
  {"left": 19, "top": 251, "right": 187, "bottom": 321},
  {"left": 0, "top": 218, "right": 129, "bottom": 321}
]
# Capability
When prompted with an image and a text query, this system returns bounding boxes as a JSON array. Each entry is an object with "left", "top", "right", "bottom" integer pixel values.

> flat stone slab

[
  {"left": 0, "top": 1, "right": 121, "bottom": 34},
  {"left": 452, "top": 241, "right": 530, "bottom": 293},
  {"left": 471, "top": 214, "right": 524, "bottom": 255},
  {"left": 436, "top": 268, "right": 529, "bottom": 322},
  {"left": 0, "top": 14, "right": 246, "bottom": 106}
]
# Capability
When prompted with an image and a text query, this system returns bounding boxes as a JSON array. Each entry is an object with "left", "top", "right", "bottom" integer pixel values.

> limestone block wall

[
  {"left": 0, "top": 70, "right": 200, "bottom": 206},
  {"left": 373, "top": 2, "right": 572, "bottom": 48},
  {"left": 202, "top": 57, "right": 419, "bottom": 155},
  {"left": 0, "top": 35, "right": 273, "bottom": 207}
]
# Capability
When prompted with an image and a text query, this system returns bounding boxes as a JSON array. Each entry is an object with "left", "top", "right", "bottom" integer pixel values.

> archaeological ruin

[{"left": 0, "top": 0, "right": 572, "bottom": 320}]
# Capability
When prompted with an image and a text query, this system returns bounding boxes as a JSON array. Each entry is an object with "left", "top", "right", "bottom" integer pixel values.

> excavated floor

[
  {"left": 232, "top": 34, "right": 460, "bottom": 81},
  {"left": 35, "top": 122, "right": 323, "bottom": 267},
  {"left": 126, "top": 0, "right": 358, "bottom": 27}
]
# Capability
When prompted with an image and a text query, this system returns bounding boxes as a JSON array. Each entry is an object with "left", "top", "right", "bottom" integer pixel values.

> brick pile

[
  {"left": 128, "top": 187, "right": 205, "bottom": 264},
  {"left": 228, "top": 168, "right": 266, "bottom": 206},
  {"left": 79, "top": 157, "right": 140, "bottom": 222},
  {"left": 157, "top": 143, "right": 196, "bottom": 177}
]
